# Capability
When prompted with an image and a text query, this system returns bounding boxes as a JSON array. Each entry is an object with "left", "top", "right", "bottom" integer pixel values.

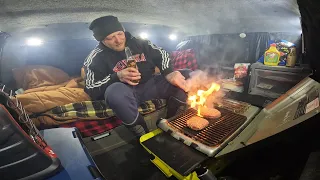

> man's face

[{"left": 102, "top": 31, "right": 126, "bottom": 51}]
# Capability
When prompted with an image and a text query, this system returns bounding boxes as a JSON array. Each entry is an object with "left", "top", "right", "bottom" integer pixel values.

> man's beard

[{"left": 114, "top": 43, "right": 125, "bottom": 51}]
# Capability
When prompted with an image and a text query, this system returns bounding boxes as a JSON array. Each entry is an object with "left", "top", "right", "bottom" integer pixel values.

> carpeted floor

[{"left": 93, "top": 141, "right": 173, "bottom": 180}]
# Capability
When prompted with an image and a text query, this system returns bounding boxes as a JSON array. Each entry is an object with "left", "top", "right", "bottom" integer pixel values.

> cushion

[
  {"left": 171, "top": 49, "right": 198, "bottom": 71},
  {"left": 12, "top": 65, "right": 70, "bottom": 90}
]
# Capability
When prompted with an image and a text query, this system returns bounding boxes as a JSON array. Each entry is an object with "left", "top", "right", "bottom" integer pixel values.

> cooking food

[
  {"left": 200, "top": 106, "right": 221, "bottom": 119},
  {"left": 186, "top": 116, "right": 209, "bottom": 131}
]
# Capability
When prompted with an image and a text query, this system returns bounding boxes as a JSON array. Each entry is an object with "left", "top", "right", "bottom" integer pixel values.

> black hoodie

[{"left": 83, "top": 32, "right": 173, "bottom": 100}]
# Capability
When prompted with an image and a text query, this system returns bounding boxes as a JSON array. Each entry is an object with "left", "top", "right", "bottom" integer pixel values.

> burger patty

[
  {"left": 200, "top": 106, "right": 221, "bottom": 119},
  {"left": 186, "top": 116, "right": 209, "bottom": 131}
]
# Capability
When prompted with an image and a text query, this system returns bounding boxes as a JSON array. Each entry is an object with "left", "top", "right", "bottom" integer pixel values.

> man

[{"left": 84, "top": 15, "right": 191, "bottom": 137}]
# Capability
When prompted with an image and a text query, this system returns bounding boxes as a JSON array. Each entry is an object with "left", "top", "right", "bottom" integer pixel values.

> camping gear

[
  {"left": 44, "top": 128, "right": 104, "bottom": 180},
  {"left": 0, "top": 88, "right": 61, "bottom": 180},
  {"left": 248, "top": 62, "right": 312, "bottom": 99},
  {"left": 140, "top": 76, "right": 319, "bottom": 179},
  {"left": 157, "top": 99, "right": 260, "bottom": 157}
]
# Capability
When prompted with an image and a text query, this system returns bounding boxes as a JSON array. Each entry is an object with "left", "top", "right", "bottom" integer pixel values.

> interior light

[
  {"left": 169, "top": 34, "right": 177, "bottom": 40},
  {"left": 139, "top": 32, "right": 149, "bottom": 39},
  {"left": 239, "top": 33, "right": 246, "bottom": 38},
  {"left": 26, "top": 37, "right": 43, "bottom": 46}
]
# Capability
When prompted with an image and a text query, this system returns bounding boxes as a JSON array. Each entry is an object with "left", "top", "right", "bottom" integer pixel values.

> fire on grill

[
  {"left": 159, "top": 73, "right": 258, "bottom": 156},
  {"left": 166, "top": 108, "right": 247, "bottom": 147},
  {"left": 158, "top": 80, "right": 250, "bottom": 155},
  {"left": 186, "top": 82, "right": 221, "bottom": 130},
  {"left": 157, "top": 71, "right": 252, "bottom": 155}
]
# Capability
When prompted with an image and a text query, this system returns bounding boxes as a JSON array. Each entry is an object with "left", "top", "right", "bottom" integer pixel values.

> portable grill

[
  {"left": 141, "top": 78, "right": 319, "bottom": 179},
  {"left": 158, "top": 99, "right": 260, "bottom": 157}
]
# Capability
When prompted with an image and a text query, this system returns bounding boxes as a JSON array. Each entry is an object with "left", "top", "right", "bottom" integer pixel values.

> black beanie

[{"left": 89, "top": 16, "right": 124, "bottom": 41}]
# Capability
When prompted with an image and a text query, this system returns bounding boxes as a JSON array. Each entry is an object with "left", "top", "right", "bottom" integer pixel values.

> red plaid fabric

[
  {"left": 60, "top": 117, "right": 122, "bottom": 137},
  {"left": 171, "top": 49, "right": 198, "bottom": 71}
]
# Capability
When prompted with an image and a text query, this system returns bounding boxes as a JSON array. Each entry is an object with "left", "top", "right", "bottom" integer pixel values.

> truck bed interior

[{"left": 0, "top": 0, "right": 319, "bottom": 180}]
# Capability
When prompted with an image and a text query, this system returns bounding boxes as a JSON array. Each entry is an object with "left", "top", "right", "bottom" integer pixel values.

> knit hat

[{"left": 89, "top": 16, "right": 124, "bottom": 41}]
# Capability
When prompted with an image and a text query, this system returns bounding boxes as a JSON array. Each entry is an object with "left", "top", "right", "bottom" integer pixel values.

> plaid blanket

[
  {"left": 33, "top": 99, "right": 166, "bottom": 137},
  {"left": 37, "top": 99, "right": 166, "bottom": 121},
  {"left": 59, "top": 117, "right": 122, "bottom": 137}
]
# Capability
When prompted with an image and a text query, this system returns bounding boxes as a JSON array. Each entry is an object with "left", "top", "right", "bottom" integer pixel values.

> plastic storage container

[
  {"left": 248, "top": 63, "right": 311, "bottom": 99},
  {"left": 44, "top": 128, "right": 104, "bottom": 180}
]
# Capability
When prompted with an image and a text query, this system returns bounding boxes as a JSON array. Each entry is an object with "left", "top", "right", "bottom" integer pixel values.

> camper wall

[{"left": 0, "top": 23, "right": 180, "bottom": 85}]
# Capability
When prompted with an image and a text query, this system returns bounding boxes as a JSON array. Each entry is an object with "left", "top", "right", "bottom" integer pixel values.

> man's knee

[
  {"left": 104, "top": 82, "right": 132, "bottom": 103},
  {"left": 177, "top": 69, "right": 192, "bottom": 79}
]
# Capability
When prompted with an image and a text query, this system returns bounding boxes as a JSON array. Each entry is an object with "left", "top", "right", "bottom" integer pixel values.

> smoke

[
  {"left": 186, "top": 69, "right": 213, "bottom": 93},
  {"left": 205, "top": 90, "right": 226, "bottom": 108},
  {"left": 186, "top": 69, "right": 226, "bottom": 108},
  {"left": 186, "top": 66, "right": 224, "bottom": 92}
]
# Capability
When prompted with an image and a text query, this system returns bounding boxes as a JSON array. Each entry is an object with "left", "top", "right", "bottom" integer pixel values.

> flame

[{"left": 188, "top": 82, "right": 220, "bottom": 116}]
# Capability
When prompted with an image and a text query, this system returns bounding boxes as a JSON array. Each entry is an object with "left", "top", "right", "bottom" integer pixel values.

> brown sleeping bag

[{"left": 16, "top": 87, "right": 90, "bottom": 114}]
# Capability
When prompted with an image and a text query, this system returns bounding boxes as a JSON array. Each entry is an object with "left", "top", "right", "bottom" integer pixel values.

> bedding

[
  {"left": 60, "top": 117, "right": 122, "bottom": 137},
  {"left": 16, "top": 86, "right": 90, "bottom": 113},
  {"left": 13, "top": 65, "right": 167, "bottom": 137},
  {"left": 12, "top": 65, "right": 71, "bottom": 90},
  {"left": 30, "top": 99, "right": 166, "bottom": 129},
  {"left": 12, "top": 58, "right": 189, "bottom": 136},
  {"left": 23, "top": 77, "right": 84, "bottom": 93}
]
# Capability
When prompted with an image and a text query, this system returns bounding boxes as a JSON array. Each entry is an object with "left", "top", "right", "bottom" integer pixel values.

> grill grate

[
  {"left": 294, "top": 97, "right": 308, "bottom": 120},
  {"left": 168, "top": 107, "right": 247, "bottom": 147},
  {"left": 214, "top": 99, "right": 250, "bottom": 114}
]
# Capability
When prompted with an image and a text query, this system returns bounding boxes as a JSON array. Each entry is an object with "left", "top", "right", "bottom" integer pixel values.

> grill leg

[
  {"left": 166, "top": 96, "right": 188, "bottom": 118},
  {"left": 196, "top": 167, "right": 217, "bottom": 180},
  {"left": 125, "top": 114, "right": 149, "bottom": 137}
]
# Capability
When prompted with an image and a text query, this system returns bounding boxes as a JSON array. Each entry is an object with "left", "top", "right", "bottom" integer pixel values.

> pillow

[
  {"left": 171, "top": 49, "right": 198, "bottom": 71},
  {"left": 12, "top": 65, "right": 70, "bottom": 90}
]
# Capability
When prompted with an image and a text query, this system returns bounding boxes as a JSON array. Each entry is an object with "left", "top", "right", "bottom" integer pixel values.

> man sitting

[{"left": 84, "top": 15, "right": 191, "bottom": 137}]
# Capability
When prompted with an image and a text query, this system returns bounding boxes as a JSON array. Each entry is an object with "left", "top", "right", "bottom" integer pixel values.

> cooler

[
  {"left": 42, "top": 128, "right": 105, "bottom": 180},
  {"left": 248, "top": 62, "right": 311, "bottom": 99}
]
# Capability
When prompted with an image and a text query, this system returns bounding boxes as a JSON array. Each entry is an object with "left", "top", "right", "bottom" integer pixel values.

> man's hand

[
  {"left": 117, "top": 67, "right": 141, "bottom": 86},
  {"left": 165, "top": 71, "right": 188, "bottom": 92}
]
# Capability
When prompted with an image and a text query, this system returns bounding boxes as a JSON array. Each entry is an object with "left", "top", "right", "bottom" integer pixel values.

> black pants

[{"left": 104, "top": 69, "right": 191, "bottom": 125}]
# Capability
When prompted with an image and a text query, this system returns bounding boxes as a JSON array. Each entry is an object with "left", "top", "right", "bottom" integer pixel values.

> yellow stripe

[
  {"left": 65, "top": 103, "right": 74, "bottom": 111},
  {"left": 66, "top": 111, "right": 77, "bottom": 117},
  {"left": 85, "top": 101, "right": 96, "bottom": 117},
  {"left": 48, "top": 99, "right": 167, "bottom": 118}
]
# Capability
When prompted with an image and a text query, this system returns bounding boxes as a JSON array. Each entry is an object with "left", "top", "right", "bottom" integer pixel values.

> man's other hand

[
  {"left": 117, "top": 67, "right": 141, "bottom": 85},
  {"left": 165, "top": 71, "right": 188, "bottom": 92}
]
